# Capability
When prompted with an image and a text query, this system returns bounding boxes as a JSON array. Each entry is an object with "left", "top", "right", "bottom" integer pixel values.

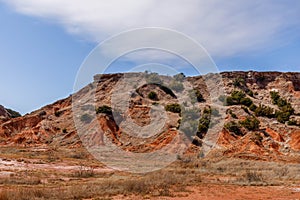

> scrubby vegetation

[
  {"left": 239, "top": 116, "right": 260, "bottom": 131},
  {"left": 95, "top": 105, "right": 112, "bottom": 114},
  {"left": 220, "top": 90, "right": 253, "bottom": 107},
  {"left": 148, "top": 91, "right": 158, "bottom": 100},
  {"left": 224, "top": 121, "right": 242, "bottom": 136},
  {"left": 254, "top": 104, "right": 275, "bottom": 118},
  {"left": 165, "top": 103, "right": 181, "bottom": 113},
  {"left": 270, "top": 91, "right": 294, "bottom": 123},
  {"left": 197, "top": 107, "right": 213, "bottom": 136},
  {"left": 228, "top": 110, "right": 237, "bottom": 119}
]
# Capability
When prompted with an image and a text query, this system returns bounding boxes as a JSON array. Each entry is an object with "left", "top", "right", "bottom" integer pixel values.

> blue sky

[{"left": 0, "top": 1, "right": 299, "bottom": 114}]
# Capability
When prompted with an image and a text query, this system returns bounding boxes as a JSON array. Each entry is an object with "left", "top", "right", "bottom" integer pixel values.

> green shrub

[
  {"left": 249, "top": 104, "right": 257, "bottom": 112},
  {"left": 270, "top": 91, "right": 281, "bottom": 105},
  {"left": 242, "top": 106, "right": 250, "bottom": 114},
  {"left": 270, "top": 91, "right": 294, "bottom": 123},
  {"left": 62, "top": 128, "right": 67, "bottom": 133},
  {"left": 240, "top": 97, "right": 253, "bottom": 107},
  {"left": 55, "top": 110, "right": 63, "bottom": 117},
  {"left": 165, "top": 104, "right": 181, "bottom": 113},
  {"left": 96, "top": 105, "right": 112, "bottom": 114},
  {"left": 276, "top": 111, "right": 291, "bottom": 123},
  {"left": 233, "top": 77, "right": 245, "bottom": 87},
  {"left": 228, "top": 110, "right": 237, "bottom": 119},
  {"left": 224, "top": 121, "right": 242, "bottom": 136},
  {"left": 254, "top": 104, "right": 275, "bottom": 118},
  {"left": 222, "top": 91, "right": 252, "bottom": 107},
  {"left": 288, "top": 120, "right": 298, "bottom": 126},
  {"left": 239, "top": 116, "right": 260, "bottom": 131},
  {"left": 198, "top": 115, "right": 210, "bottom": 134},
  {"left": 246, "top": 89, "right": 254, "bottom": 97},
  {"left": 80, "top": 114, "right": 93, "bottom": 123},
  {"left": 231, "top": 90, "right": 246, "bottom": 101},
  {"left": 270, "top": 91, "right": 294, "bottom": 114},
  {"left": 148, "top": 91, "right": 158, "bottom": 100},
  {"left": 196, "top": 107, "right": 213, "bottom": 136}
]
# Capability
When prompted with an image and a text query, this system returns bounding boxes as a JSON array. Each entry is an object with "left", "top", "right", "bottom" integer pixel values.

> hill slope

[{"left": 0, "top": 71, "right": 299, "bottom": 162}]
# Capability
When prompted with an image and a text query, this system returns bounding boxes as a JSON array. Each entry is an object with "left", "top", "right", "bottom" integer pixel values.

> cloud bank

[{"left": 3, "top": 0, "right": 300, "bottom": 58}]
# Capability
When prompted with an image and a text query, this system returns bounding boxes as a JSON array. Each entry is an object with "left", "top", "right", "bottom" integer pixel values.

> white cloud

[{"left": 2, "top": 0, "right": 300, "bottom": 58}]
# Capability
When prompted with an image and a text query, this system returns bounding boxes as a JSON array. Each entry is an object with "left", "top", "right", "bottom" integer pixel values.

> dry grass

[{"left": 0, "top": 146, "right": 299, "bottom": 199}]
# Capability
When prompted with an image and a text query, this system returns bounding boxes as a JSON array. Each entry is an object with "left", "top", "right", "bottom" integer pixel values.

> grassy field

[{"left": 0, "top": 146, "right": 299, "bottom": 199}]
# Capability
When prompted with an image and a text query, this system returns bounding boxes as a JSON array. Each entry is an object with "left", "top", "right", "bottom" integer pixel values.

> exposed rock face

[
  {"left": 0, "top": 71, "right": 299, "bottom": 162},
  {"left": 0, "top": 105, "right": 9, "bottom": 119}
]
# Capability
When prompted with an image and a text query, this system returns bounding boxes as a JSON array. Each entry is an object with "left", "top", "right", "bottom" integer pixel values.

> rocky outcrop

[{"left": 0, "top": 71, "right": 299, "bottom": 162}]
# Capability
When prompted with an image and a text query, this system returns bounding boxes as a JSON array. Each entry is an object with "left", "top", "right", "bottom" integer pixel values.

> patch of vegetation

[
  {"left": 62, "top": 128, "right": 67, "bottom": 133},
  {"left": 246, "top": 89, "right": 254, "bottom": 97},
  {"left": 221, "top": 91, "right": 253, "bottom": 107},
  {"left": 249, "top": 103, "right": 257, "bottom": 112},
  {"left": 254, "top": 104, "right": 275, "bottom": 118},
  {"left": 224, "top": 121, "right": 243, "bottom": 136},
  {"left": 148, "top": 91, "right": 158, "bottom": 100},
  {"left": 6, "top": 108, "right": 21, "bottom": 118},
  {"left": 54, "top": 110, "right": 63, "bottom": 117},
  {"left": 233, "top": 77, "right": 246, "bottom": 87},
  {"left": 80, "top": 114, "right": 93, "bottom": 123},
  {"left": 228, "top": 110, "right": 237, "bottom": 119},
  {"left": 239, "top": 116, "right": 260, "bottom": 131},
  {"left": 165, "top": 103, "right": 181, "bottom": 113},
  {"left": 96, "top": 105, "right": 112, "bottom": 114},
  {"left": 276, "top": 111, "right": 291, "bottom": 123},
  {"left": 287, "top": 119, "right": 300, "bottom": 127},
  {"left": 242, "top": 106, "right": 250, "bottom": 114},
  {"left": 270, "top": 91, "right": 294, "bottom": 123},
  {"left": 197, "top": 107, "right": 213, "bottom": 137}
]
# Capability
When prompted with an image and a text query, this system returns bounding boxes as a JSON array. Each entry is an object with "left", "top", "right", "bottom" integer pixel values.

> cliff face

[{"left": 0, "top": 71, "right": 299, "bottom": 162}]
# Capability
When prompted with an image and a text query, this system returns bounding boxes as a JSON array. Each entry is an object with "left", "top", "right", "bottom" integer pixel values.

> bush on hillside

[
  {"left": 239, "top": 116, "right": 260, "bottom": 131},
  {"left": 148, "top": 91, "right": 158, "bottom": 100},
  {"left": 224, "top": 121, "right": 243, "bottom": 136},
  {"left": 96, "top": 105, "right": 112, "bottom": 114},
  {"left": 165, "top": 103, "right": 181, "bottom": 113},
  {"left": 254, "top": 104, "right": 275, "bottom": 118}
]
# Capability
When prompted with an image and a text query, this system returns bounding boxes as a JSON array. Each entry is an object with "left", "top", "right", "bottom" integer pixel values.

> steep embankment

[{"left": 0, "top": 71, "right": 299, "bottom": 162}]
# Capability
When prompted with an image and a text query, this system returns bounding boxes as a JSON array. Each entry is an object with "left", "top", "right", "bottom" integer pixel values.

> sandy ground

[{"left": 0, "top": 158, "right": 113, "bottom": 175}]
